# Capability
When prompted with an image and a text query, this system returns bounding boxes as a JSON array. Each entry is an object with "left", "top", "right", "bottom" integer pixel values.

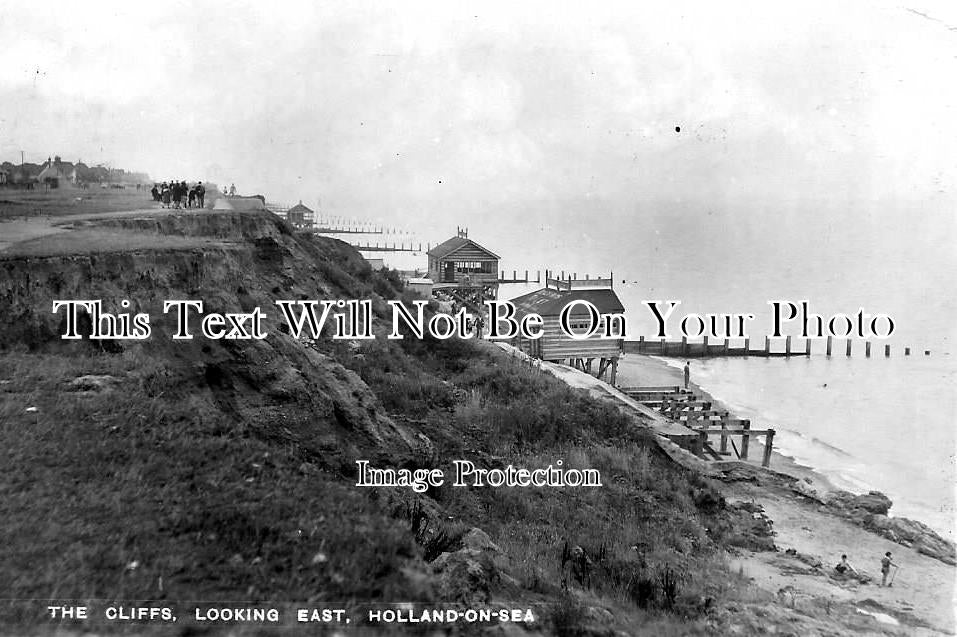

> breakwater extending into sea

[{"left": 637, "top": 353, "right": 955, "bottom": 540}]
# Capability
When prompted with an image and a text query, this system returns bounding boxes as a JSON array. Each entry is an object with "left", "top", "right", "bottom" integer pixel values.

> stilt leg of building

[
  {"left": 740, "top": 420, "right": 751, "bottom": 460},
  {"left": 762, "top": 429, "right": 775, "bottom": 468}
]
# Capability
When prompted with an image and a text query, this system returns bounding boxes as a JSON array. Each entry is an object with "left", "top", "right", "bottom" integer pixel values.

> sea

[
  {"left": 338, "top": 206, "right": 956, "bottom": 540},
  {"left": 644, "top": 353, "right": 955, "bottom": 540}
]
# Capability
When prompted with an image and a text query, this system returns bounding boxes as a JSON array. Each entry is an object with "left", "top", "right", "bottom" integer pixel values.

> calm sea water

[{"left": 647, "top": 354, "right": 956, "bottom": 539}]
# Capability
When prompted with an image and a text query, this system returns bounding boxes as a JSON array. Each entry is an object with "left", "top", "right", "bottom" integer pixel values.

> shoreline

[
  {"left": 616, "top": 354, "right": 955, "bottom": 539},
  {"left": 617, "top": 352, "right": 956, "bottom": 561},
  {"left": 617, "top": 353, "right": 841, "bottom": 496},
  {"left": 614, "top": 352, "right": 956, "bottom": 633}
]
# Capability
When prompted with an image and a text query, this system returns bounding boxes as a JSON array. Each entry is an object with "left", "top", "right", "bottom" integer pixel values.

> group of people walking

[{"left": 151, "top": 181, "right": 206, "bottom": 210}]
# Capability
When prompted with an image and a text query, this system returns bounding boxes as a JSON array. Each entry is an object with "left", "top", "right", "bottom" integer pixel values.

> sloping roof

[
  {"left": 427, "top": 236, "right": 500, "bottom": 260},
  {"left": 288, "top": 202, "right": 314, "bottom": 215},
  {"left": 509, "top": 287, "right": 624, "bottom": 318},
  {"left": 36, "top": 161, "right": 70, "bottom": 181}
]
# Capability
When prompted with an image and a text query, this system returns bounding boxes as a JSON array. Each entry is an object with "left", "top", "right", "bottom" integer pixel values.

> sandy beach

[{"left": 616, "top": 352, "right": 957, "bottom": 634}]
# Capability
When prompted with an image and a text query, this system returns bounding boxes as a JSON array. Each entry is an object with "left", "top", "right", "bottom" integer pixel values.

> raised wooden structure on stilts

[
  {"left": 508, "top": 275, "right": 624, "bottom": 385},
  {"left": 619, "top": 385, "right": 777, "bottom": 466},
  {"left": 427, "top": 228, "right": 501, "bottom": 312}
]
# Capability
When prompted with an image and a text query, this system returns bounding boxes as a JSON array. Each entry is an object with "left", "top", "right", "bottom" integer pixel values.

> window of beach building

[
  {"left": 455, "top": 261, "right": 493, "bottom": 274},
  {"left": 567, "top": 318, "right": 624, "bottom": 337}
]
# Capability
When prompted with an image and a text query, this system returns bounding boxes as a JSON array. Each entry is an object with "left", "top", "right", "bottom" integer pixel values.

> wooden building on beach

[
  {"left": 427, "top": 228, "right": 500, "bottom": 309},
  {"left": 509, "top": 277, "right": 625, "bottom": 383},
  {"left": 427, "top": 228, "right": 499, "bottom": 286},
  {"left": 286, "top": 201, "right": 316, "bottom": 229}
]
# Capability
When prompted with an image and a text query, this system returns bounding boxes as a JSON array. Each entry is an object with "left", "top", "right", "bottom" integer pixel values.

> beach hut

[
  {"left": 427, "top": 228, "right": 501, "bottom": 310},
  {"left": 427, "top": 228, "right": 499, "bottom": 286},
  {"left": 509, "top": 278, "right": 625, "bottom": 383},
  {"left": 286, "top": 201, "right": 315, "bottom": 228}
]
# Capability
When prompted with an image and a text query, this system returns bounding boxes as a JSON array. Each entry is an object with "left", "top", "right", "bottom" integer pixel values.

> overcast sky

[
  {"left": 2, "top": 1, "right": 955, "bottom": 338},
  {"left": 2, "top": 2, "right": 955, "bottom": 206}
]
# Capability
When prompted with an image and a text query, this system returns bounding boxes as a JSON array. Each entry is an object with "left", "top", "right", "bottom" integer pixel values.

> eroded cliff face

[{"left": 0, "top": 210, "right": 432, "bottom": 471}]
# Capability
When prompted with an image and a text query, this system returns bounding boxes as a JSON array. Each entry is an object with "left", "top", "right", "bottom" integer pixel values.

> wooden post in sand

[
  {"left": 762, "top": 429, "right": 776, "bottom": 468},
  {"left": 826, "top": 335, "right": 832, "bottom": 356},
  {"left": 740, "top": 420, "right": 751, "bottom": 460},
  {"left": 885, "top": 344, "right": 891, "bottom": 357},
  {"left": 785, "top": 335, "right": 792, "bottom": 357},
  {"left": 805, "top": 338, "right": 812, "bottom": 356},
  {"left": 764, "top": 335, "right": 770, "bottom": 356},
  {"left": 846, "top": 339, "right": 852, "bottom": 357}
]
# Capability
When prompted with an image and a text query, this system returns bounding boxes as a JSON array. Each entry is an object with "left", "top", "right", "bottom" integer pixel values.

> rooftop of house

[
  {"left": 288, "top": 200, "right": 314, "bottom": 214},
  {"left": 509, "top": 287, "right": 625, "bottom": 318},
  {"left": 427, "top": 235, "right": 500, "bottom": 260}
]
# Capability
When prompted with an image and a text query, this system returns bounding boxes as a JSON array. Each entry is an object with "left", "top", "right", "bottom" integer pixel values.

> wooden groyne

[
  {"left": 626, "top": 335, "right": 929, "bottom": 358},
  {"left": 620, "top": 385, "right": 776, "bottom": 467},
  {"left": 350, "top": 241, "right": 430, "bottom": 252},
  {"left": 625, "top": 336, "right": 809, "bottom": 358}
]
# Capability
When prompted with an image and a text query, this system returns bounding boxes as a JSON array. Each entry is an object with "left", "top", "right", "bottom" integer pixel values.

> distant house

[
  {"left": 72, "top": 162, "right": 94, "bottom": 184},
  {"left": 427, "top": 228, "right": 499, "bottom": 285},
  {"left": 35, "top": 156, "right": 75, "bottom": 188},
  {"left": 0, "top": 168, "right": 8, "bottom": 185},
  {"left": 11, "top": 166, "right": 39, "bottom": 188},
  {"left": 286, "top": 201, "right": 315, "bottom": 228},
  {"left": 509, "top": 278, "right": 625, "bottom": 383}
]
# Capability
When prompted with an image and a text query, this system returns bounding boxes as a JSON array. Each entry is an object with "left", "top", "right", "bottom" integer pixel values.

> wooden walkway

[{"left": 619, "top": 385, "right": 776, "bottom": 467}]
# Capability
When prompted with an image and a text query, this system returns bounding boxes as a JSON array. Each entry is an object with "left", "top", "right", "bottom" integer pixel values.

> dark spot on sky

[
  {"left": 675, "top": 126, "right": 681, "bottom": 133},
  {"left": 438, "top": 180, "right": 442, "bottom": 184}
]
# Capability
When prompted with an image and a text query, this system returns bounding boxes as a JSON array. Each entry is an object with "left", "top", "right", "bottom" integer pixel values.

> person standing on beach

[
  {"left": 229, "top": 183, "right": 237, "bottom": 196},
  {"left": 683, "top": 361, "right": 690, "bottom": 389},
  {"left": 880, "top": 551, "right": 895, "bottom": 586},
  {"left": 196, "top": 182, "right": 206, "bottom": 208}
]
